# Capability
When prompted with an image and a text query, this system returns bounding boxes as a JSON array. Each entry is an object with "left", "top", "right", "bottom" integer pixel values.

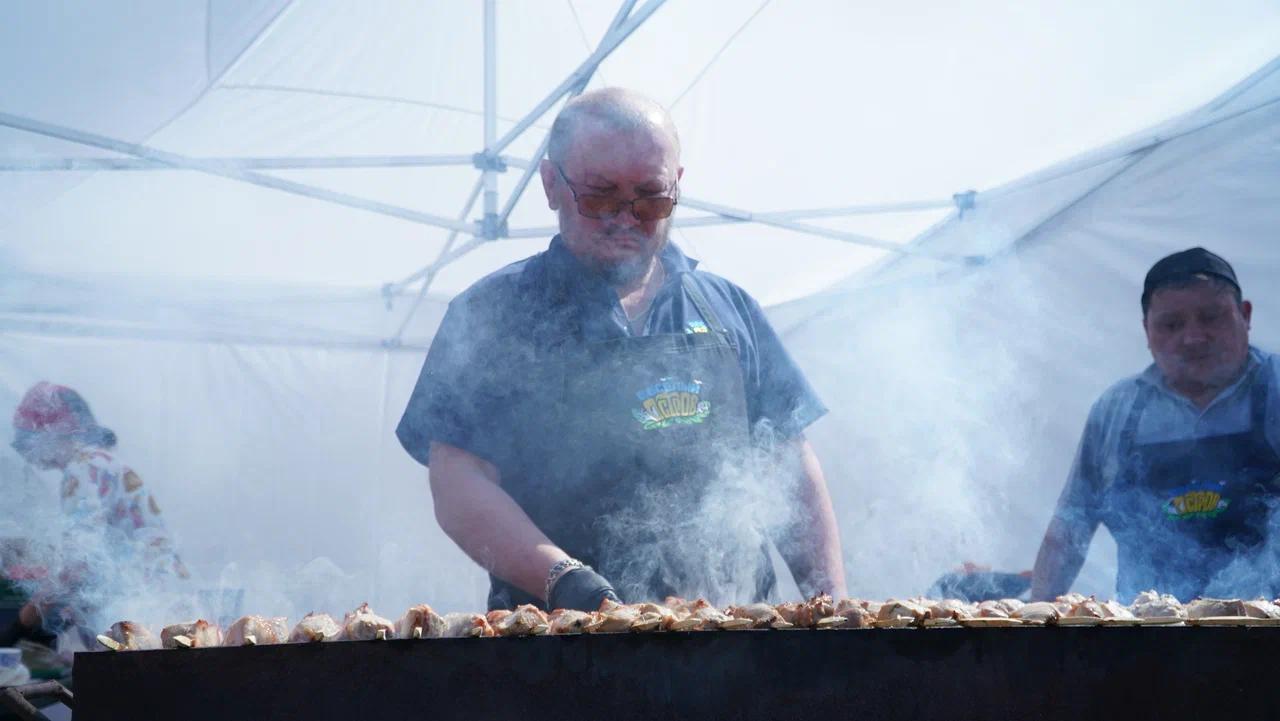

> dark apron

[
  {"left": 489, "top": 275, "right": 775, "bottom": 610},
  {"left": 1103, "top": 369, "right": 1280, "bottom": 601}
]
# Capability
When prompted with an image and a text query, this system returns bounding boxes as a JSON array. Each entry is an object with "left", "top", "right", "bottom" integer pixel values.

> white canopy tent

[{"left": 1, "top": 1, "right": 1278, "bottom": 617}]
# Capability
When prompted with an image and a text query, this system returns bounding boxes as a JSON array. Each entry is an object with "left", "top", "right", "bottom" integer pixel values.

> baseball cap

[{"left": 1141, "top": 247, "right": 1240, "bottom": 312}]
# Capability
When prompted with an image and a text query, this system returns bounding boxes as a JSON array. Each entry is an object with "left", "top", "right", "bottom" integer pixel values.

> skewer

[
  {"left": 411, "top": 626, "right": 423, "bottom": 640},
  {"left": 374, "top": 629, "right": 387, "bottom": 641},
  {"left": 173, "top": 635, "right": 194, "bottom": 649},
  {"left": 97, "top": 634, "right": 122, "bottom": 651}
]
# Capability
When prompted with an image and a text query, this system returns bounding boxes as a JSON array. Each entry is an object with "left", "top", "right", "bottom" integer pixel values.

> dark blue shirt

[{"left": 396, "top": 236, "right": 826, "bottom": 468}]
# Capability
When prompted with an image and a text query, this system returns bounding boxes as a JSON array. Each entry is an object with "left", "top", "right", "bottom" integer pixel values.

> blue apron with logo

[
  {"left": 489, "top": 275, "right": 774, "bottom": 610},
  {"left": 1103, "top": 370, "right": 1280, "bottom": 601}
]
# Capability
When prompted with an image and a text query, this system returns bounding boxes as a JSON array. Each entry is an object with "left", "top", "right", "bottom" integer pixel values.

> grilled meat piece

[
  {"left": 224, "top": 615, "right": 288, "bottom": 646},
  {"left": 631, "top": 603, "right": 677, "bottom": 632},
  {"left": 591, "top": 598, "right": 642, "bottom": 633},
  {"left": 103, "top": 621, "right": 158, "bottom": 650},
  {"left": 877, "top": 599, "right": 929, "bottom": 624},
  {"left": 1129, "top": 590, "right": 1186, "bottom": 619},
  {"left": 161, "top": 620, "right": 222, "bottom": 649},
  {"left": 490, "top": 604, "right": 549, "bottom": 636},
  {"left": 396, "top": 605, "right": 445, "bottom": 639},
  {"left": 975, "top": 600, "right": 1010, "bottom": 618},
  {"left": 340, "top": 603, "right": 396, "bottom": 641},
  {"left": 440, "top": 613, "right": 495, "bottom": 638},
  {"left": 925, "top": 599, "right": 974, "bottom": 621},
  {"left": 1011, "top": 601, "right": 1059, "bottom": 624},
  {"left": 789, "top": 594, "right": 837, "bottom": 628},
  {"left": 1242, "top": 599, "right": 1280, "bottom": 619},
  {"left": 1064, "top": 597, "right": 1106, "bottom": 618},
  {"left": 833, "top": 599, "right": 876, "bottom": 628},
  {"left": 288, "top": 612, "right": 341, "bottom": 643},
  {"left": 1185, "top": 598, "right": 1248, "bottom": 619},
  {"left": 548, "top": 609, "right": 599, "bottom": 635},
  {"left": 728, "top": 602, "right": 788, "bottom": 629}
]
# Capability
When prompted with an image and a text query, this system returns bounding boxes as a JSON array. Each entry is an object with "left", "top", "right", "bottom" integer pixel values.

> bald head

[{"left": 547, "top": 88, "right": 680, "bottom": 164}]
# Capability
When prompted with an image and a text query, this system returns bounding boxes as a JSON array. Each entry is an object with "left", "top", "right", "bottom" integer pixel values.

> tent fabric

[{"left": 1, "top": 2, "right": 1279, "bottom": 616}]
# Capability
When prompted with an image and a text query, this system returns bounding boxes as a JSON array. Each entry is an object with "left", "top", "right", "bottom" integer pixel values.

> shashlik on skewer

[
  {"left": 161, "top": 619, "right": 223, "bottom": 649},
  {"left": 224, "top": 615, "right": 288, "bottom": 646},
  {"left": 288, "top": 612, "right": 342, "bottom": 643},
  {"left": 396, "top": 604, "right": 446, "bottom": 640},
  {"left": 103, "top": 587, "right": 1280, "bottom": 650},
  {"left": 340, "top": 603, "right": 395, "bottom": 641}
]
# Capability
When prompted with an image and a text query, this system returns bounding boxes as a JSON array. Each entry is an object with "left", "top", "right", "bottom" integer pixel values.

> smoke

[
  {"left": 594, "top": 420, "right": 799, "bottom": 606},
  {"left": 785, "top": 247, "right": 1128, "bottom": 600},
  {"left": 1203, "top": 494, "right": 1280, "bottom": 600}
]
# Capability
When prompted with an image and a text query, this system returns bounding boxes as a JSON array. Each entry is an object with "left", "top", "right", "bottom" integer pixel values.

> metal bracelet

[{"left": 544, "top": 558, "right": 585, "bottom": 603}]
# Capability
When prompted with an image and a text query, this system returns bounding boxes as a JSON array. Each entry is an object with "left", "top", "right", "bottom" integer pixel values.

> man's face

[
  {"left": 541, "top": 121, "right": 682, "bottom": 285},
  {"left": 1144, "top": 279, "right": 1252, "bottom": 395}
]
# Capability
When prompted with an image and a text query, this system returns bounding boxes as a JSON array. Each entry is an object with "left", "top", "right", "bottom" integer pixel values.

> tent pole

[
  {"left": 481, "top": 0, "right": 500, "bottom": 240},
  {"left": 0, "top": 155, "right": 490, "bottom": 171},
  {"left": 494, "top": 0, "right": 639, "bottom": 227},
  {"left": 0, "top": 111, "right": 476, "bottom": 234},
  {"left": 485, "top": 0, "right": 665, "bottom": 157}
]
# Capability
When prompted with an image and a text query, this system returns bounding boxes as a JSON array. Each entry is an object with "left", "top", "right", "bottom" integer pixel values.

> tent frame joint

[{"left": 472, "top": 151, "right": 508, "bottom": 173}]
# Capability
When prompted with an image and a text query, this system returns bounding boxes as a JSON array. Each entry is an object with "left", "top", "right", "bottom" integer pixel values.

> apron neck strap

[{"left": 681, "top": 274, "right": 728, "bottom": 335}]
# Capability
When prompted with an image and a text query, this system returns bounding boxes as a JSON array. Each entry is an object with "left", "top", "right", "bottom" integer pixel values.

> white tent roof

[
  {"left": 2, "top": 2, "right": 1279, "bottom": 616},
  {"left": 4, "top": 2, "right": 1278, "bottom": 320}
]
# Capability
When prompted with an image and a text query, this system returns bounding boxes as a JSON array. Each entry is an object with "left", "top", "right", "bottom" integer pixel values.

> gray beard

[
  {"left": 598, "top": 253, "right": 652, "bottom": 288},
  {"left": 580, "top": 228, "right": 668, "bottom": 289}
]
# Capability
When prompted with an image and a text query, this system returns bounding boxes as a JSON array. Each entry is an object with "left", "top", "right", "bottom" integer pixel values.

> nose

[
  {"left": 1181, "top": 320, "right": 1210, "bottom": 346},
  {"left": 613, "top": 201, "right": 644, "bottom": 229}
]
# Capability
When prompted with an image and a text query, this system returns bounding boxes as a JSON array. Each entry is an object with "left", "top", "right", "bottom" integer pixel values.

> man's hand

[{"left": 547, "top": 567, "right": 620, "bottom": 612}]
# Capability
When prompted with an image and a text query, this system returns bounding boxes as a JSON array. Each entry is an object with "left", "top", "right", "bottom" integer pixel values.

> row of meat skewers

[{"left": 95, "top": 590, "right": 1280, "bottom": 651}]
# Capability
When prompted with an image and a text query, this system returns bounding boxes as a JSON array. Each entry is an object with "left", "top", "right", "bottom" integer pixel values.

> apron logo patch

[
  {"left": 685, "top": 320, "right": 710, "bottom": 334},
  {"left": 632, "top": 378, "right": 711, "bottom": 430},
  {"left": 1164, "top": 481, "right": 1230, "bottom": 520}
]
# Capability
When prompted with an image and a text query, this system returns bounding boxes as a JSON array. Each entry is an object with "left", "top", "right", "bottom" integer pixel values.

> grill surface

[{"left": 74, "top": 626, "right": 1279, "bottom": 720}]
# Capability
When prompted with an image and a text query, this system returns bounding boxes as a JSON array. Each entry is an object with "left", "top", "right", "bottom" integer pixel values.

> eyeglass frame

[{"left": 551, "top": 161, "right": 680, "bottom": 222}]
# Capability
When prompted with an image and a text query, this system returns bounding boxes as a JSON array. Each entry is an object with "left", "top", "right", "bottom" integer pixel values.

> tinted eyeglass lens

[
  {"left": 575, "top": 195, "right": 676, "bottom": 221},
  {"left": 577, "top": 195, "right": 622, "bottom": 219},
  {"left": 633, "top": 197, "right": 675, "bottom": 221}
]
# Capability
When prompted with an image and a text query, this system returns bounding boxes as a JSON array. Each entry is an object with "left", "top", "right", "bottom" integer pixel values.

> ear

[
  {"left": 1242, "top": 299, "right": 1253, "bottom": 328},
  {"left": 676, "top": 165, "right": 684, "bottom": 182},
  {"left": 540, "top": 159, "right": 559, "bottom": 210}
]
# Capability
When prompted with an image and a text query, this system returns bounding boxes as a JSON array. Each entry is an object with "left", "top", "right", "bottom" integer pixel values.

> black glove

[{"left": 548, "top": 567, "right": 620, "bottom": 612}]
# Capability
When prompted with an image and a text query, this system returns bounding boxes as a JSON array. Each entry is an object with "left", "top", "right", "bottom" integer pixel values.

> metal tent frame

[{"left": 0, "top": 0, "right": 976, "bottom": 350}]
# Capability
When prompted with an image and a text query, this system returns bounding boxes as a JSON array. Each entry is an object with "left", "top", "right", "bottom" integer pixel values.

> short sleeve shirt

[
  {"left": 396, "top": 236, "right": 826, "bottom": 469},
  {"left": 59, "top": 449, "right": 181, "bottom": 577},
  {"left": 1051, "top": 347, "right": 1280, "bottom": 533}
]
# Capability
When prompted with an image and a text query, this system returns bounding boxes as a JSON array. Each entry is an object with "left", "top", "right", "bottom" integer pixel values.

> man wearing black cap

[{"left": 1031, "top": 247, "right": 1280, "bottom": 602}]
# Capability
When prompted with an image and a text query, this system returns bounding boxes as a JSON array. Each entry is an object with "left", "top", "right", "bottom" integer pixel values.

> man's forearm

[
  {"left": 776, "top": 439, "right": 847, "bottom": 599},
  {"left": 428, "top": 442, "right": 568, "bottom": 602},
  {"left": 1029, "top": 516, "right": 1093, "bottom": 601}
]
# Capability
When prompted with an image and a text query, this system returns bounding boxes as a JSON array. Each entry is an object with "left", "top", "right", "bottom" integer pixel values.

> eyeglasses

[{"left": 553, "top": 162, "right": 679, "bottom": 222}]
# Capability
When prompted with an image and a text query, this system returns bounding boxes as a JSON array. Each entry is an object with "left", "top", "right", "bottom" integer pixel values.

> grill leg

[{"left": 0, "top": 681, "right": 75, "bottom": 721}]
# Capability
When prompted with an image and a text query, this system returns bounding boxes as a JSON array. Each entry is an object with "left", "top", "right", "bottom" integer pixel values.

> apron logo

[
  {"left": 632, "top": 378, "right": 711, "bottom": 430},
  {"left": 685, "top": 320, "right": 710, "bottom": 334},
  {"left": 1164, "top": 481, "right": 1230, "bottom": 520}
]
